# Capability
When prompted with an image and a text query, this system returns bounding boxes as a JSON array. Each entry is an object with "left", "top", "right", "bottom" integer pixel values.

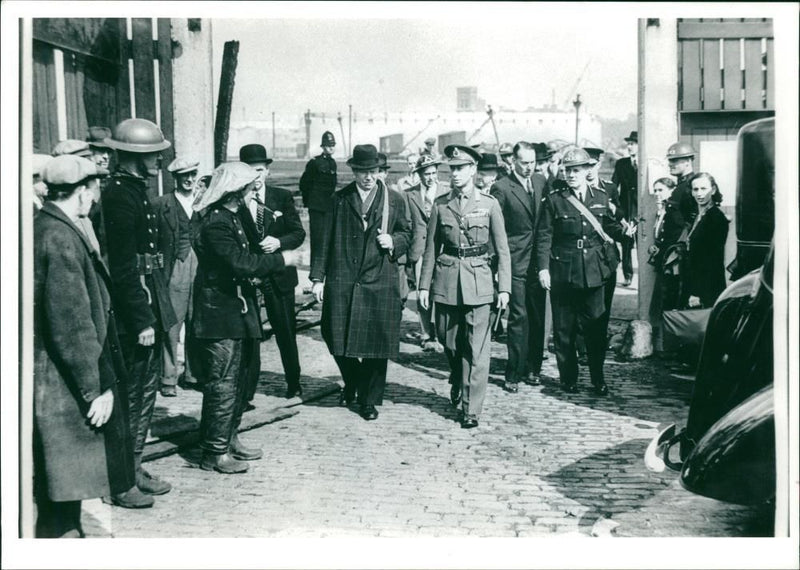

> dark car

[{"left": 645, "top": 118, "right": 776, "bottom": 507}]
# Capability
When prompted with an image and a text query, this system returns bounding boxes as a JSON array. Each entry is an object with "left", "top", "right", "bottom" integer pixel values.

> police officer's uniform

[
  {"left": 419, "top": 145, "right": 511, "bottom": 428},
  {"left": 535, "top": 149, "right": 626, "bottom": 394},
  {"left": 299, "top": 131, "right": 337, "bottom": 263}
]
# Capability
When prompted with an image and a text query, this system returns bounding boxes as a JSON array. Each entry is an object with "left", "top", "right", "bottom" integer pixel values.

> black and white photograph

[{"left": 2, "top": 2, "right": 798, "bottom": 569}]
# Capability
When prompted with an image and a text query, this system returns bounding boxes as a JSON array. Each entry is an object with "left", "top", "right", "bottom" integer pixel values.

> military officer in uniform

[
  {"left": 102, "top": 118, "right": 178, "bottom": 500},
  {"left": 419, "top": 145, "right": 511, "bottom": 429},
  {"left": 666, "top": 141, "right": 698, "bottom": 221},
  {"left": 299, "top": 131, "right": 337, "bottom": 265},
  {"left": 536, "top": 148, "right": 633, "bottom": 395}
]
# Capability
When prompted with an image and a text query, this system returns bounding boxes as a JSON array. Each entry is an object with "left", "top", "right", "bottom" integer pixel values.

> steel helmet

[
  {"left": 561, "top": 147, "right": 593, "bottom": 168},
  {"left": 666, "top": 141, "right": 696, "bottom": 160},
  {"left": 105, "top": 118, "right": 171, "bottom": 153}
]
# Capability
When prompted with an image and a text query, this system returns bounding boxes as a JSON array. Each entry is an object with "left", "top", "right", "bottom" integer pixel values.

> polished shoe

[
  {"left": 285, "top": 385, "right": 303, "bottom": 399},
  {"left": 504, "top": 381, "right": 519, "bottom": 393},
  {"left": 338, "top": 390, "right": 356, "bottom": 407},
  {"left": 526, "top": 373, "right": 541, "bottom": 386},
  {"left": 593, "top": 382, "right": 609, "bottom": 396},
  {"left": 230, "top": 436, "right": 263, "bottom": 461},
  {"left": 450, "top": 385, "right": 462, "bottom": 407},
  {"left": 360, "top": 405, "right": 379, "bottom": 421},
  {"left": 621, "top": 277, "right": 632, "bottom": 287},
  {"left": 137, "top": 468, "right": 172, "bottom": 495},
  {"left": 563, "top": 383, "right": 579, "bottom": 394},
  {"left": 160, "top": 385, "right": 177, "bottom": 398},
  {"left": 245, "top": 402, "right": 256, "bottom": 412},
  {"left": 106, "top": 485, "right": 155, "bottom": 509},
  {"left": 200, "top": 452, "right": 249, "bottom": 474},
  {"left": 461, "top": 415, "right": 479, "bottom": 429}
]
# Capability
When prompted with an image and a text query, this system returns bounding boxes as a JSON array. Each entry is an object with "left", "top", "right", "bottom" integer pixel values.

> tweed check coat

[{"left": 310, "top": 180, "right": 412, "bottom": 358}]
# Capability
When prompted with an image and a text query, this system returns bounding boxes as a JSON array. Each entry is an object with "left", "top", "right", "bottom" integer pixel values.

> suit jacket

[
  {"left": 299, "top": 153, "right": 337, "bottom": 212},
  {"left": 612, "top": 155, "right": 638, "bottom": 220},
  {"left": 153, "top": 192, "right": 200, "bottom": 280},
  {"left": 403, "top": 183, "right": 448, "bottom": 265},
  {"left": 310, "top": 181, "right": 412, "bottom": 358},
  {"left": 535, "top": 183, "right": 625, "bottom": 289},
  {"left": 490, "top": 172, "right": 547, "bottom": 278},
  {"left": 419, "top": 187, "right": 511, "bottom": 306}
]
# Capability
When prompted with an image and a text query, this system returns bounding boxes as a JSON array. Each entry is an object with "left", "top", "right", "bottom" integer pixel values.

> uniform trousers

[
  {"left": 506, "top": 275, "right": 547, "bottom": 383},
  {"left": 333, "top": 356, "right": 387, "bottom": 408},
  {"left": 259, "top": 282, "right": 301, "bottom": 392},
  {"left": 435, "top": 303, "right": 491, "bottom": 417},
  {"left": 119, "top": 332, "right": 162, "bottom": 459},
  {"left": 194, "top": 338, "right": 257, "bottom": 454},
  {"left": 550, "top": 284, "right": 608, "bottom": 387},
  {"left": 414, "top": 257, "right": 437, "bottom": 340},
  {"left": 162, "top": 251, "right": 197, "bottom": 387}
]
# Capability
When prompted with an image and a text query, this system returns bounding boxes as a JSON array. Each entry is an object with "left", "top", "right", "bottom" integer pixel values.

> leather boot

[
  {"left": 135, "top": 454, "right": 172, "bottom": 495},
  {"left": 106, "top": 485, "right": 155, "bottom": 508},
  {"left": 230, "top": 435, "right": 263, "bottom": 461},
  {"left": 200, "top": 452, "right": 249, "bottom": 474}
]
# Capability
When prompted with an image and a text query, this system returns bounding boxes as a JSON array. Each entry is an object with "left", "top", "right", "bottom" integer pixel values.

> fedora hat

[
  {"left": 413, "top": 154, "right": 441, "bottom": 173},
  {"left": 86, "top": 126, "right": 112, "bottom": 149},
  {"left": 477, "top": 153, "right": 500, "bottom": 171},
  {"left": 239, "top": 144, "right": 273, "bottom": 166},
  {"left": 346, "top": 144, "right": 381, "bottom": 170},
  {"left": 624, "top": 131, "right": 638, "bottom": 143}
]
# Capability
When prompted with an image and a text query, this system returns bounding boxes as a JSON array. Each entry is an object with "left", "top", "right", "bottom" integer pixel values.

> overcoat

[
  {"left": 310, "top": 181, "right": 412, "bottom": 358},
  {"left": 611, "top": 155, "right": 637, "bottom": 220},
  {"left": 684, "top": 205, "right": 729, "bottom": 307},
  {"left": 299, "top": 153, "right": 337, "bottom": 213},
  {"left": 34, "top": 202, "right": 135, "bottom": 501}
]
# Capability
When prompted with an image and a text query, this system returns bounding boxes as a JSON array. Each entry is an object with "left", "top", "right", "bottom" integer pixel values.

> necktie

[
  {"left": 525, "top": 178, "right": 532, "bottom": 195},
  {"left": 577, "top": 190, "right": 584, "bottom": 203},
  {"left": 254, "top": 194, "right": 266, "bottom": 238},
  {"left": 632, "top": 156, "right": 638, "bottom": 170}
]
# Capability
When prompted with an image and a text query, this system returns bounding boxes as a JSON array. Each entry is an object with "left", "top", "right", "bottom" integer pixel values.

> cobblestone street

[{"left": 80, "top": 271, "right": 772, "bottom": 540}]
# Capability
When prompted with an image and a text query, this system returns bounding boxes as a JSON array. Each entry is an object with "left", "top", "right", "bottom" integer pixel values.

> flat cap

[
  {"left": 167, "top": 157, "right": 200, "bottom": 174},
  {"left": 424, "top": 137, "right": 436, "bottom": 145},
  {"left": 52, "top": 139, "right": 92, "bottom": 158},
  {"left": 498, "top": 142, "right": 513, "bottom": 156},
  {"left": 32, "top": 154, "right": 52, "bottom": 177},
  {"left": 41, "top": 155, "right": 107, "bottom": 185},
  {"left": 443, "top": 144, "right": 482, "bottom": 166}
]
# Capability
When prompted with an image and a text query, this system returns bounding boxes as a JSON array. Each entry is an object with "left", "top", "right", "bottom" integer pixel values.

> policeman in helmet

[{"left": 666, "top": 141, "right": 698, "bottom": 221}]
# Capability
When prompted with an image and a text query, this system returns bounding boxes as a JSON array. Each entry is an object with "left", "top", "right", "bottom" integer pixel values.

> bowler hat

[
  {"left": 378, "top": 152, "right": 391, "bottom": 171},
  {"left": 167, "top": 157, "right": 200, "bottom": 174},
  {"left": 413, "top": 154, "right": 441, "bottom": 173},
  {"left": 444, "top": 145, "right": 481, "bottom": 166},
  {"left": 42, "top": 155, "right": 107, "bottom": 186},
  {"left": 533, "top": 142, "right": 552, "bottom": 162},
  {"left": 347, "top": 144, "right": 381, "bottom": 170},
  {"left": 561, "top": 148, "right": 593, "bottom": 168},
  {"left": 477, "top": 153, "right": 500, "bottom": 171},
  {"left": 52, "top": 139, "right": 92, "bottom": 158},
  {"left": 624, "top": 131, "right": 638, "bottom": 143},
  {"left": 321, "top": 131, "right": 336, "bottom": 147},
  {"left": 87, "top": 126, "right": 112, "bottom": 149},
  {"left": 239, "top": 144, "right": 273, "bottom": 166}
]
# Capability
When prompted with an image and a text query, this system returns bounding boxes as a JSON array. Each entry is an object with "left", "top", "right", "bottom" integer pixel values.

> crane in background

[
  {"left": 561, "top": 60, "right": 592, "bottom": 110},
  {"left": 398, "top": 115, "right": 441, "bottom": 155},
  {"left": 466, "top": 106, "right": 500, "bottom": 149}
]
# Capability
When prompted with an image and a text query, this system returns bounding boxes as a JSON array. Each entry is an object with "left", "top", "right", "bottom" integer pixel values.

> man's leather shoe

[
  {"left": 230, "top": 436, "right": 263, "bottom": 461},
  {"left": 245, "top": 402, "right": 256, "bottom": 412},
  {"left": 593, "top": 382, "right": 609, "bottom": 396},
  {"left": 526, "top": 373, "right": 541, "bottom": 386},
  {"left": 286, "top": 385, "right": 303, "bottom": 399},
  {"left": 461, "top": 416, "right": 479, "bottom": 429},
  {"left": 450, "top": 385, "right": 462, "bottom": 407},
  {"left": 338, "top": 390, "right": 355, "bottom": 407},
  {"left": 137, "top": 468, "right": 172, "bottom": 495},
  {"left": 106, "top": 486, "right": 154, "bottom": 508},
  {"left": 622, "top": 277, "right": 632, "bottom": 287},
  {"left": 160, "top": 385, "right": 177, "bottom": 398},
  {"left": 504, "top": 381, "right": 519, "bottom": 393},
  {"left": 563, "top": 383, "right": 579, "bottom": 394},
  {"left": 200, "top": 452, "right": 249, "bottom": 474},
  {"left": 360, "top": 406, "right": 379, "bottom": 421}
]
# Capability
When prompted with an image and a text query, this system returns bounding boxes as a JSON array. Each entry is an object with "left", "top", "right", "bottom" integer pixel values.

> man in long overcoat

[
  {"left": 310, "top": 144, "right": 412, "bottom": 421},
  {"left": 34, "top": 156, "right": 138, "bottom": 537},
  {"left": 611, "top": 131, "right": 638, "bottom": 286}
]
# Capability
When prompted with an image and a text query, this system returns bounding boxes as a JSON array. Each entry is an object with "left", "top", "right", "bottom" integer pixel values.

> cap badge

[{"left": 452, "top": 148, "right": 461, "bottom": 158}]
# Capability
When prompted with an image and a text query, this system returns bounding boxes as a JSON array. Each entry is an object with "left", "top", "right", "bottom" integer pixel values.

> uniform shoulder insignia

[{"left": 594, "top": 185, "right": 608, "bottom": 194}]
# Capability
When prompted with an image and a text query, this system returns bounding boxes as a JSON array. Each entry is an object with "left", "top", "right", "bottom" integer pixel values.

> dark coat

[
  {"left": 310, "top": 181, "right": 412, "bottom": 358},
  {"left": 192, "top": 206, "right": 288, "bottom": 339},
  {"left": 652, "top": 197, "right": 686, "bottom": 269},
  {"left": 535, "top": 183, "right": 626, "bottom": 289},
  {"left": 102, "top": 171, "right": 177, "bottom": 336},
  {"left": 239, "top": 185, "right": 305, "bottom": 294},
  {"left": 153, "top": 191, "right": 200, "bottom": 279},
  {"left": 34, "top": 202, "right": 134, "bottom": 501},
  {"left": 299, "top": 153, "right": 337, "bottom": 212},
  {"left": 672, "top": 172, "right": 699, "bottom": 222},
  {"left": 612, "top": 155, "right": 637, "bottom": 220},
  {"left": 490, "top": 172, "right": 547, "bottom": 278},
  {"left": 685, "top": 206, "right": 729, "bottom": 307}
]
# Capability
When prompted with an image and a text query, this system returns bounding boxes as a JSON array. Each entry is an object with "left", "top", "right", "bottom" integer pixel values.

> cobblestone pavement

[{"left": 82, "top": 270, "right": 772, "bottom": 539}]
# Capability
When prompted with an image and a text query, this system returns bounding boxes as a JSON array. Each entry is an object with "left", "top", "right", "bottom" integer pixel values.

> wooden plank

[
  {"left": 157, "top": 18, "right": 175, "bottom": 191},
  {"left": 743, "top": 38, "right": 763, "bottom": 109},
  {"left": 681, "top": 40, "right": 702, "bottom": 111},
  {"left": 702, "top": 39, "right": 722, "bottom": 110},
  {"left": 32, "top": 18, "right": 122, "bottom": 65},
  {"left": 115, "top": 19, "right": 131, "bottom": 122},
  {"left": 83, "top": 52, "right": 120, "bottom": 129},
  {"left": 722, "top": 39, "right": 742, "bottom": 110},
  {"left": 765, "top": 38, "right": 774, "bottom": 109},
  {"left": 678, "top": 21, "right": 773, "bottom": 39},
  {"left": 63, "top": 51, "right": 88, "bottom": 139},
  {"left": 32, "top": 41, "right": 59, "bottom": 153},
  {"left": 131, "top": 18, "right": 156, "bottom": 122},
  {"left": 214, "top": 41, "right": 240, "bottom": 166}
]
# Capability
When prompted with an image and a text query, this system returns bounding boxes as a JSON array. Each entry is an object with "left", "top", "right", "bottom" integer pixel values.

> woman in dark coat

[
  {"left": 683, "top": 172, "right": 729, "bottom": 308},
  {"left": 34, "top": 155, "right": 135, "bottom": 538}
]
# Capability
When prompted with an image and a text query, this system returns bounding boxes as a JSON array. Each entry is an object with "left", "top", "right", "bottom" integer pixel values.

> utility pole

[
  {"left": 337, "top": 112, "right": 347, "bottom": 157},
  {"left": 573, "top": 94, "right": 582, "bottom": 145},
  {"left": 271, "top": 111, "right": 276, "bottom": 157},
  {"left": 348, "top": 104, "right": 352, "bottom": 158},
  {"left": 304, "top": 108, "right": 311, "bottom": 159},
  {"left": 213, "top": 40, "right": 239, "bottom": 166}
]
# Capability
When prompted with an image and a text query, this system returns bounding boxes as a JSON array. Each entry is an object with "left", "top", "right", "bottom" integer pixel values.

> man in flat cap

[
  {"left": 611, "top": 131, "right": 639, "bottom": 286},
  {"left": 420, "top": 137, "right": 439, "bottom": 160},
  {"left": 300, "top": 131, "right": 337, "bottom": 268},
  {"left": 310, "top": 144, "right": 412, "bottom": 421},
  {"left": 419, "top": 144, "right": 511, "bottom": 429},
  {"left": 153, "top": 157, "right": 202, "bottom": 397},
  {"left": 536, "top": 148, "right": 633, "bottom": 396},
  {"left": 239, "top": 143, "right": 306, "bottom": 400}
]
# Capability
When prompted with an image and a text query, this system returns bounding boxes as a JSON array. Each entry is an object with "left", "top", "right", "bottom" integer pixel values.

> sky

[{"left": 211, "top": 9, "right": 639, "bottom": 124}]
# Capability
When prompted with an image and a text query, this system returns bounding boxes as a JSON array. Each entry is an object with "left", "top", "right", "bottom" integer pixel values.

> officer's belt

[
  {"left": 136, "top": 252, "right": 165, "bottom": 275},
  {"left": 442, "top": 244, "right": 488, "bottom": 258}
]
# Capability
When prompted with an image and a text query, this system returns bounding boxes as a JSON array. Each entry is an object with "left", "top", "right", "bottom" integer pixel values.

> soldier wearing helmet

[
  {"left": 666, "top": 141, "right": 698, "bottom": 220},
  {"left": 535, "top": 148, "right": 633, "bottom": 396},
  {"left": 101, "top": 118, "right": 178, "bottom": 505}
]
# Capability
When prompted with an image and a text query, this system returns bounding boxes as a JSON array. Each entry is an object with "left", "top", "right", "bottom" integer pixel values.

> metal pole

[
  {"left": 348, "top": 104, "right": 353, "bottom": 157},
  {"left": 213, "top": 40, "right": 239, "bottom": 166},
  {"left": 573, "top": 94, "right": 582, "bottom": 145},
  {"left": 272, "top": 111, "right": 276, "bottom": 157},
  {"left": 304, "top": 109, "right": 311, "bottom": 159}
]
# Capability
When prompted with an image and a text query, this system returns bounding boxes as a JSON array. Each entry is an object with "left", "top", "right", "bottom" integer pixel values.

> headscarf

[{"left": 192, "top": 161, "right": 258, "bottom": 213}]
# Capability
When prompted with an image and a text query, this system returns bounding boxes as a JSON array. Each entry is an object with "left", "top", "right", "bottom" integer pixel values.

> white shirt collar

[{"left": 174, "top": 190, "right": 195, "bottom": 218}]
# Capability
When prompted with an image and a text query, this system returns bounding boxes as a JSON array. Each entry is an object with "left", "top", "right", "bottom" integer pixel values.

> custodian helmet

[{"left": 105, "top": 118, "right": 171, "bottom": 153}]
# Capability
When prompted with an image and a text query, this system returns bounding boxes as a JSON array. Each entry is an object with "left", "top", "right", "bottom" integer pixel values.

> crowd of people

[{"left": 31, "top": 118, "right": 728, "bottom": 537}]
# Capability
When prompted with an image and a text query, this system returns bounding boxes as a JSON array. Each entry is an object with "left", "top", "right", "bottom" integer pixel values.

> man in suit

[
  {"left": 310, "top": 144, "right": 412, "bottom": 421},
  {"left": 533, "top": 142, "right": 557, "bottom": 187},
  {"left": 239, "top": 144, "right": 306, "bottom": 399},
  {"left": 299, "top": 131, "right": 337, "bottom": 267},
  {"left": 419, "top": 145, "right": 511, "bottom": 429},
  {"left": 490, "top": 142, "right": 548, "bottom": 393},
  {"left": 536, "top": 148, "right": 633, "bottom": 395},
  {"left": 611, "top": 131, "right": 638, "bottom": 286},
  {"left": 153, "top": 157, "right": 201, "bottom": 397}
]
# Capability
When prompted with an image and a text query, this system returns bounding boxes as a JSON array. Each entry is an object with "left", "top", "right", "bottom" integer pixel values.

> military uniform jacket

[
  {"left": 309, "top": 181, "right": 412, "bottom": 359},
  {"left": 299, "top": 153, "right": 337, "bottom": 212},
  {"left": 535, "top": 183, "right": 625, "bottom": 289},
  {"left": 103, "top": 171, "right": 177, "bottom": 336},
  {"left": 192, "top": 206, "right": 287, "bottom": 340},
  {"left": 419, "top": 188, "right": 511, "bottom": 306},
  {"left": 153, "top": 191, "right": 201, "bottom": 279},
  {"left": 490, "top": 172, "right": 547, "bottom": 278}
]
